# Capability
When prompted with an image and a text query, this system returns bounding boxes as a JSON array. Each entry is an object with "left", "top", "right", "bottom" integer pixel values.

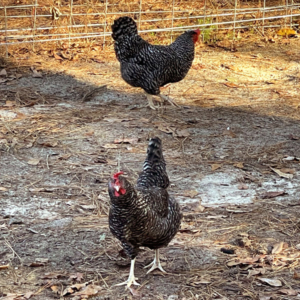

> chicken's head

[
  {"left": 110, "top": 171, "right": 127, "bottom": 197},
  {"left": 192, "top": 29, "right": 201, "bottom": 44}
]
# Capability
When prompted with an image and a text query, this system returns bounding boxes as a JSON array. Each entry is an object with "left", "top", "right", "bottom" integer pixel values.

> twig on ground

[{"left": 5, "top": 239, "right": 23, "bottom": 265}]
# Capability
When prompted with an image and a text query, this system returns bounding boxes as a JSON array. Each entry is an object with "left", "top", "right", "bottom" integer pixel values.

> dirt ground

[{"left": 0, "top": 37, "right": 300, "bottom": 300}]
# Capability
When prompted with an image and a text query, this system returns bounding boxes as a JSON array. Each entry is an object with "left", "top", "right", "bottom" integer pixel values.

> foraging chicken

[
  {"left": 107, "top": 138, "right": 182, "bottom": 287},
  {"left": 111, "top": 16, "right": 200, "bottom": 109}
]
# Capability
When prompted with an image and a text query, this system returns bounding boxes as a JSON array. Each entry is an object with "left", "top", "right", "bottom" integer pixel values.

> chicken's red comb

[
  {"left": 194, "top": 28, "right": 201, "bottom": 35},
  {"left": 113, "top": 171, "right": 124, "bottom": 179}
]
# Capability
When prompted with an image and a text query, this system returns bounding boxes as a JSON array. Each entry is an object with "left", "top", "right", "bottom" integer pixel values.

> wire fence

[{"left": 1, "top": 0, "right": 300, "bottom": 52}]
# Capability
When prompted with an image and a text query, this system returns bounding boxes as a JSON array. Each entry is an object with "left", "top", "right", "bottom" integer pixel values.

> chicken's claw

[
  {"left": 146, "top": 93, "right": 160, "bottom": 110},
  {"left": 144, "top": 249, "right": 167, "bottom": 274},
  {"left": 159, "top": 94, "right": 180, "bottom": 107},
  {"left": 114, "top": 258, "right": 140, "bottom": 288},
  {"left": 114, "top": 277, "right": 140, "bottom": 288}
]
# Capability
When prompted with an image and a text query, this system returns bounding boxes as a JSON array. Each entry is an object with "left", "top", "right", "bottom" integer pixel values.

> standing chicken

[
  {"left": 107, "top": 137, "right": 182, "bottom": 287},
  {"left": 111, "top": 16, "right": 200, "bottom": 109}
]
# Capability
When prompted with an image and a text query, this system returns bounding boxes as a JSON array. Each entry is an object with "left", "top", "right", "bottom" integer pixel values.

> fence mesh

[{"left": 1, "top": 0, "right": 300, "bottom": 52}]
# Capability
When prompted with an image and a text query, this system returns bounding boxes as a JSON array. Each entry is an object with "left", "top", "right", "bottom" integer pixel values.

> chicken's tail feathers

[
  {"left": 137, "top": 137, "right": 169, "bottom": 189},
  {"left": 111, "top": 16, "right": 138, "bottom": 40},
  {"left": 146, "top": 137, "right": 164, "bottom": 164}
]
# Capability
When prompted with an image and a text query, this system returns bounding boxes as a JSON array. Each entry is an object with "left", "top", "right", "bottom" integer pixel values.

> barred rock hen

[
  {"left": 111, "top": 16, "right": 200, "bottom": 109},
  {"left": 108, "top": 138, "right": 182, "bottom": 287}
]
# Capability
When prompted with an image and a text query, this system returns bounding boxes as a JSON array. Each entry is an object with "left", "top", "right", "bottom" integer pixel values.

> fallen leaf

[
  {"left": 157, "top": 124, "right": 174, "bottom": 134},
  {"left": 0, "top": 69, "right": 7, "bottom": 77},
  {"left": 248, "top": 268, "right": 266, "bottom": 277},
  {"left": 279, "top": 168, "right": 295, "bottom": 174},
  {"left": 102, "top": 143, "right": 118, "bottom": 149},
  {"left": 233, "top": 162, "right": 244, "bottom": 168},
  {"left": 258, "top": 278, "right": 282, "bottom": 287},
  {"left": 62, "top": 282, "right": 89, "bottom": 296},
  {"left": 24, "top": 291, "right": 34, "bottom": 299},
  {"left": 278, "top": 289, "right": 299, "bottom": 296},
  {"left": 73, "top": 284, "right": 102, "bottom": 297},
  {"left": 50, "top": 285, "right": 59, "bottom": 294},
  {"left": 272, "top": 242, "right": 284, "bottom": 254},
  {"left": 37, "top": 140, "right": 58, "bottom": 147},
  {"left": 239, "top": 232, "right": 249, "bottom": 237},
  {"left": 128, "top": 287, "right": 141, "bottom": 297},
  {"left": 85, "top": 131, "right": 94, "bottom": 136},
  {"left": 183, "top": 190, "right": 199, "bottom": 198},
  {"left": 270, "top": 167, "right": 293, "bottom": 179},
  {"left": 227, "top": 256, "right": 261, "bottom": 267},
  {"left": 29, "top": 258, "right": 48, "bottom": 267},
  {"left": 1, "top": 293, "right": 23, "bottom": 300},
  {"left": 227, "top": 259, "right": 240, "bottom": 267},
  {"left": 106, "top": 159, "right": 118, "bottom": 166},
  {"left": 54, "top": 52, "right": 64, "bottom": 60},
  {"left": 211, "top": 163, "right": 222, "bottom": 171},
  {"left": 261, "top": 191, "right": 286, "bottom": 199},
  {"left": 277, "top": 28, "right": 297, "bottom": 36},
  {"left": 224, "top": 82, "right": 240, "bottom": 88},
  {"left": 27, "top": 158, "right": 40, "bottom": 166},
  {"left": 175, "top": 129, "right": 190, "bottom": 138},
  {"left": 4, "top": 101, "right": 16, "bottom": 107},
  {"left": 0, "top": 187, "right": 8, "bottom": 191},
  {"left": 114, "top": 137, "right": 139, "bottom": 144},
  {"left": 195, "top": 204, "right": 205, "bottom": 212},
  {"left": 238, "top": 184, "right": 248, "bottom": 190},
  {"left": 138, "top": 117, "right": 150, "bottom": 123},
  {"left": 223, "top": 129, "right": 236, "bottom": 138},
  {"left": 69, "top": 272, "right": 84, "bottom": 282}
]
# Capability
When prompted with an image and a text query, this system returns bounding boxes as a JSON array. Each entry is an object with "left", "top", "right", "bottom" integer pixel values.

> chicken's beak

[{"left": 115, "top": 185, "right": 120, "bottom": 192}]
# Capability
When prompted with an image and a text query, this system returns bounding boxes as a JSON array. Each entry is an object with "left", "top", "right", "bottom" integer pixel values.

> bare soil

[{"left": 0, "top": 37, "right": 300, "bottom": 300}]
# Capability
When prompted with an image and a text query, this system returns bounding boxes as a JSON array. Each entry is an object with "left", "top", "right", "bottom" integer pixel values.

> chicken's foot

[
  {"left": 159, "top": 94, "right": 180, "bottom": 108},
  {"left": 114, "top": 258, "right": 140, "bottom": 288},
  {"left": 144, "top": 249, "right": 167, "bottom": 274},
  {"left": 146, "top": 93, "right": 160, "bottom": 110}
]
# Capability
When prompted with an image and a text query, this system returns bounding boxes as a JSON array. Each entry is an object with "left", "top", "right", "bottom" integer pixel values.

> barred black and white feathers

[
  {"left": 107, "top": 138, "right": 182, "bottom": 261},
  {"left": 111, "top": 16, "right": 200, "bottom": 96},
  {"left": 137, "top": 137, "right": 169, "bottom": 189},
  {"left": 112, "top": 16, "right": 138, "bottom": 41}
]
